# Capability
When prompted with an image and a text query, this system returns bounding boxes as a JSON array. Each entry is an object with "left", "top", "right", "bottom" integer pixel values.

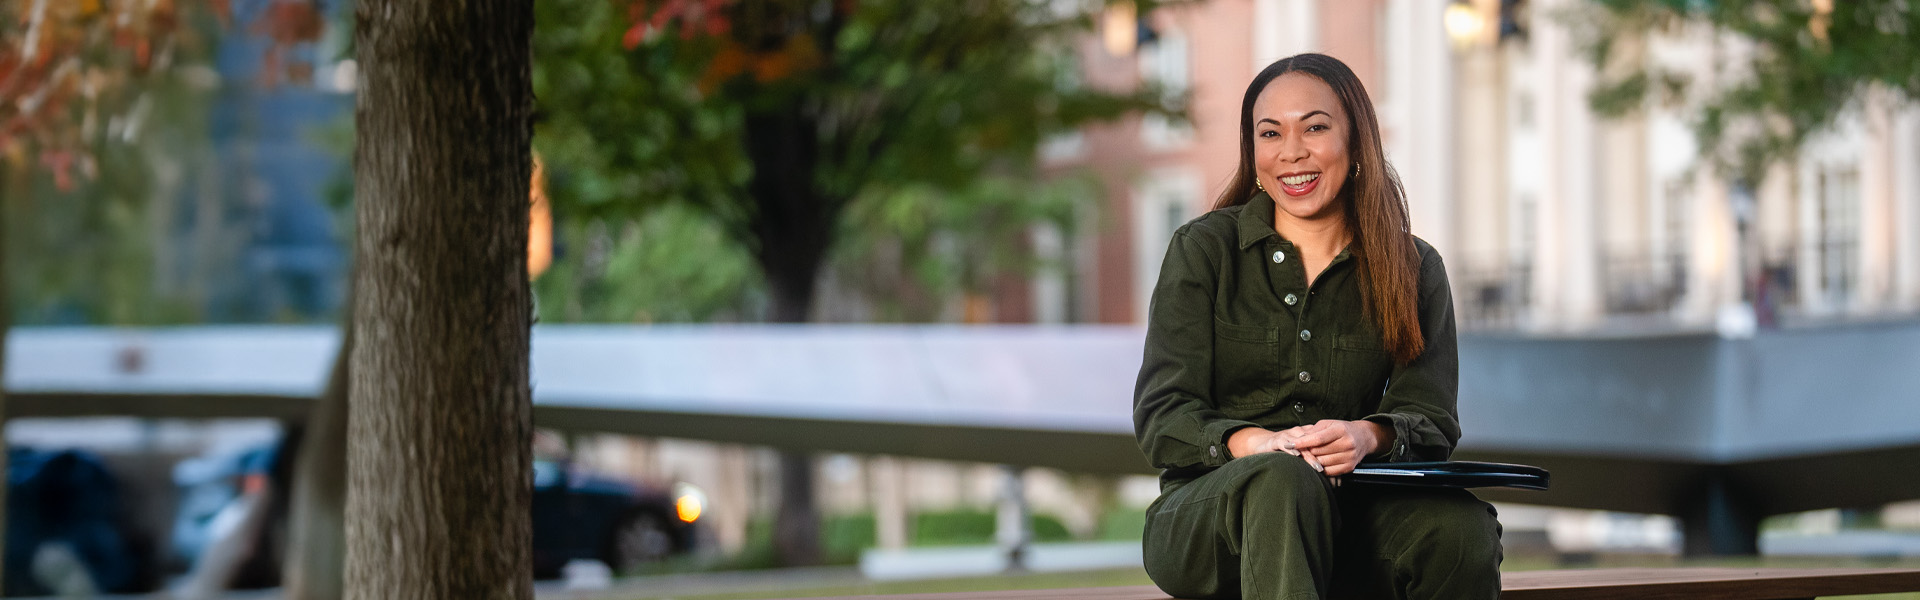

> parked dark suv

[
  {"left": 5, "top": 447, "right": 152, "bottom": 597},
  {"left": 171, "top": 436, "right": 703, "bottom": 584}
]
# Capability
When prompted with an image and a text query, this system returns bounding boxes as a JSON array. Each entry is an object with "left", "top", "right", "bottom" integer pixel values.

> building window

[
  {"left": 1041, "top": 51, "right": 1087, "bottom": 163},
  {"left": 1600, "top": 249, "right": 1686, "bottom": 314},
  {"left": 1139, "top": 31, "right": 1192, "bottom": 150},
  {"left": 1816, "top": 167, "right": 1861, "bottom": 308},
  {"left": 1132, "top": 169, "right": 1202, "bottom": 322},
  {"left": 1458, "top": 193, "right": 1535, "bottom": 330},
  {"left": 1601, "top": 179, "right": 1688, "bottom": 315}
]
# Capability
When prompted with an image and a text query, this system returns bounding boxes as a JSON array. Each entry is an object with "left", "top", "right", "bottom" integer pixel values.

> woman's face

[{"left": 1251, "top": 72, "right": 1351, "bottom": 223}]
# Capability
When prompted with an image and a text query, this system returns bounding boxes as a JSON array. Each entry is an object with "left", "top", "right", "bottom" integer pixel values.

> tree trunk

[
  {"left": 765, "top": 263, "right": 823, "bottom": 567},
  {"left": 346, "top": 0, "right": 534, "bottom": 597},
  {"left": 284, "top": 289, "right": 352, "bottom": 600},
  {"left": 745, "top": 109, "right": 835, "bottom": 567}
]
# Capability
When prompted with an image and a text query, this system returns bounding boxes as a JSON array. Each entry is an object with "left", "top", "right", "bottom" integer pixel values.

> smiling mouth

[{"left": 1277, "top": 172, "right": 1320, "bottom": 197}]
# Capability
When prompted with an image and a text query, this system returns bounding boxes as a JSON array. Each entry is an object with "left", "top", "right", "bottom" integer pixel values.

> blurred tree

[
  {"left": 3, "top": 59, "right": 220, "bottom": 327},
  {"left": 1577, "top": 0, "right": 1920, "bottom": 185},
  {"left": 1, "top": 0, "right": 224, "bottom": 590},
  {"left": 830, "top": 174, "right": 1098, "bottom": 322},
  {"left": 535, "top": 0, "right": 1181, "bottom": 564},
  {"left": 342, "top": 0, "right": 534, "bottom": 597},
  {"left": 2, "top": 0, "right": 345, "bottom": 595}
]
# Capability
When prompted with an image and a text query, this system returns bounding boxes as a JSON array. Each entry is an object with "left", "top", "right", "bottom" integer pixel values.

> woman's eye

[
  {"left": 1307, "top": 124, "right": 1328, "bottom": 132},
  {"left": 1259, "top": 130, "right": 1278, "bottom": 138}
]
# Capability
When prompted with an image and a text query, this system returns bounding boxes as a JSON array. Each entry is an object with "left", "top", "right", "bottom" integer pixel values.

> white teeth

[{"left": 1281, "top": 173, "right": 1319, "bottom": 186}]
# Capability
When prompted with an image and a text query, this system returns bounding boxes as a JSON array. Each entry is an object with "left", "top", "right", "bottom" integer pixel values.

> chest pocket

[
  {"left": 1332, "top": 333, "right": 1393, "bottom": 413},
  {"left": 1212, "top": 319, "right": 1282, "bottom": 412}
]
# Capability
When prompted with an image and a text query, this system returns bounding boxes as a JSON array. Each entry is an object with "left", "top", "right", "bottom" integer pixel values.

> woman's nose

[{"left": 1274, "top": 133, "right": 1308, "bottom": 162}]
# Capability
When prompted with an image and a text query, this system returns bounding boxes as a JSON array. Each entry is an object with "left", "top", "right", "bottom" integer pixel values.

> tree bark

[
  {"left": 346, "top": 0, "right": 534, "bottom": 598},
  {"left": 284, "top": 289, "right": 352, "bottom": 600},
  {"left": 745, "top": 109, "right": 835, "bottom": 567}
]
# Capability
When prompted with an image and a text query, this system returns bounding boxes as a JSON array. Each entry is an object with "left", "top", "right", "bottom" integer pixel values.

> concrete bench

[{"left": 770, "top": 567, "right": 1920, "bottom": 600}]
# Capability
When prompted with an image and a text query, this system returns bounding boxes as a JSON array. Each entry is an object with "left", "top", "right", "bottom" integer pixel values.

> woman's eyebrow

[{"left": 1257, "top": 110, "right": 1331, "bottom": 126}]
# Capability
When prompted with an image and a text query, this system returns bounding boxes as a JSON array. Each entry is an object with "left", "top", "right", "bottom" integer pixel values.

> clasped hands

[{"left": 1227, "top": 420, "right": 1390, "bottom": 484}]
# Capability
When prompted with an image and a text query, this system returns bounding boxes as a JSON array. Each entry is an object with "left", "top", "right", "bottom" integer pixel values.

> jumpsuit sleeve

[
  {"left": 1134, "top": 227, "right": 1261, "bottom": 470},
  {"left": 1361, "top": 248, "right": 1462, "bottom": 462}
]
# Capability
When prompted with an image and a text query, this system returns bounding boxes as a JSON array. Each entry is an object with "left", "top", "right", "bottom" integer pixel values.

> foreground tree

[
  {"left": 1577, "top": 0, "right": 1920, "bottom": 184},
  {"left": 344, "top": 0, "right": 534, "bottom": 598},
  {"left": 535, "top": 0, "right": 1179, "bottom": 564}
]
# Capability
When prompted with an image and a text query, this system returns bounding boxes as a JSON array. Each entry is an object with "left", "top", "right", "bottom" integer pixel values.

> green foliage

[
  {"left": 532, "top": 0, "right": 751, "bottom": 231},
  {"left": 710, "top": 508, "right": 1078, "bottom": 572},
  {"left": 533, "top": 204, "right": 764, "bottom": 323},
  {"left": 5, "top": 158, "right": 187, "bottom": 325},
  {"left": 832, "top": 174, "right": 1096, "bottom": 321},
  {"left": 1096, "top": 505, "right": 1147, "bottom": 541},
  {"left": 905, "top": 509, "right": 1073, "bottom": 547},
  {"left": 1574, "top": 0, "right": 1920, "bottom": 184}
]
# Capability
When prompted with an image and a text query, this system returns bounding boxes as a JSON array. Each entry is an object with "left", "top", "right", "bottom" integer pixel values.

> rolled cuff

[
  {"left": 1202, "top": 418, "right": 1261, "bottom": 467},
  {"left": 1361, "top": 413, "right": 1415, "bottom": 462}
]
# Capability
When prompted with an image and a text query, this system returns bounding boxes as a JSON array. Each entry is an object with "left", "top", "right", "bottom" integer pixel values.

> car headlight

[{"left": 672, "top": 482, "right": 705, "bottom": 524}]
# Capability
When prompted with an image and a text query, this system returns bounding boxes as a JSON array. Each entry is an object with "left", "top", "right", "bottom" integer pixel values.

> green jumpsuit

[{"left": 1134, "top": 192, "right": 1502, "bottom": 600}]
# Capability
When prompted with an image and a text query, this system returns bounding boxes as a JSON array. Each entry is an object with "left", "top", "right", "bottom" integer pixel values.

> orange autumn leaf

[
  {"left": 696, "top": 42, "right": 750, "bottom": 93},
  {"left": 622, "top": 23, "right": 647, "bottom": 50},
  {"left": 750, "top": 35, "right": 819, "bottom": 83}
]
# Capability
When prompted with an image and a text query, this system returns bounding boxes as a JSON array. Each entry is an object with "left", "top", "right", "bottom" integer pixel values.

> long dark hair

[{"left": 1213, "top": 53, "right": 1424, "bottom": 364}]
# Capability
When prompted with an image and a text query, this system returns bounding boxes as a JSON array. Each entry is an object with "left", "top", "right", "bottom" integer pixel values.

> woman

[{"left": 1134, "top": 53, "right": 1502, "bottom": 599}]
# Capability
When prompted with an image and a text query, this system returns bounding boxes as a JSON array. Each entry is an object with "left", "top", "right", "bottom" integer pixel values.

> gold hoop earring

[
  {"left": 1352, "top": 162, "right": 1360, "bottom": 176},
  {"left": 1255, "top": 180, "right": 1266, "bottom": 193}
]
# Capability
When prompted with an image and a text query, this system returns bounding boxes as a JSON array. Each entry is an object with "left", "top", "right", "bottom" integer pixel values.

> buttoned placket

[{"left": 1266, "top": 239, "right": 1353, "bottom": 423}]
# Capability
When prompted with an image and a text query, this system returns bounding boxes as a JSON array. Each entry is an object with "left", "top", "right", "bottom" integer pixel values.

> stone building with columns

[{"left": 1026, "top": 0, "right": 1920, "bottom": 334}]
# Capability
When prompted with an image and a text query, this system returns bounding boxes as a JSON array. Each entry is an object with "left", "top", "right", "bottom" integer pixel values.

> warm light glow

[
  {"left": 528, "top": 153, "right": 552, "bottom": 280},
  {"left": 1102, "top": 2, "right": 1138, "bottom": 57},
  {"left": 675, "top": 493, "right": 703, "bottom": 523},
  {"left": 1444, "top": 1, "right": 1487, "bottom": 49},
  {"left": 673, "top": 483, "right": 706, "bottom": 523},
  {"left": 1810, "top": 0, "right": 1833, "bottom": 43}
]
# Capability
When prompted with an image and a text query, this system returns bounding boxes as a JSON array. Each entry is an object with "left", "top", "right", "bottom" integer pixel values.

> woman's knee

[
  {"left": 1394, "top": 496, "right": 1503, "bottom": 570},
  {"left": 1233, "top": 452, "right": 1327, "bottom": 498}
]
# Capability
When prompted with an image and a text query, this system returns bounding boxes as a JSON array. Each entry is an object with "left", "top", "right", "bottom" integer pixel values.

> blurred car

[
  {"left": 530, "top": 458, "right": 705, "bottom": 577},
  {"left": 168, "top": 441, "right": 287, "bottom": 588},
  {"left": 5, "top": 447, "right": 149, "bottom": 597},
  {"left": 170, "top": 436, "right": 704, "bottom": 584}
]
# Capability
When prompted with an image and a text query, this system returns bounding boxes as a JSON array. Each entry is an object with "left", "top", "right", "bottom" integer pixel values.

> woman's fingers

[
  {"left": 1291, "top": 423, "right": 1348, "bottom": 450},
  {"left": 1298, "top": 448, "right": 1325, "bottom": 473},
  {"left": 1265, "top": 434, "right": 1300, "bottom": 456}
]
